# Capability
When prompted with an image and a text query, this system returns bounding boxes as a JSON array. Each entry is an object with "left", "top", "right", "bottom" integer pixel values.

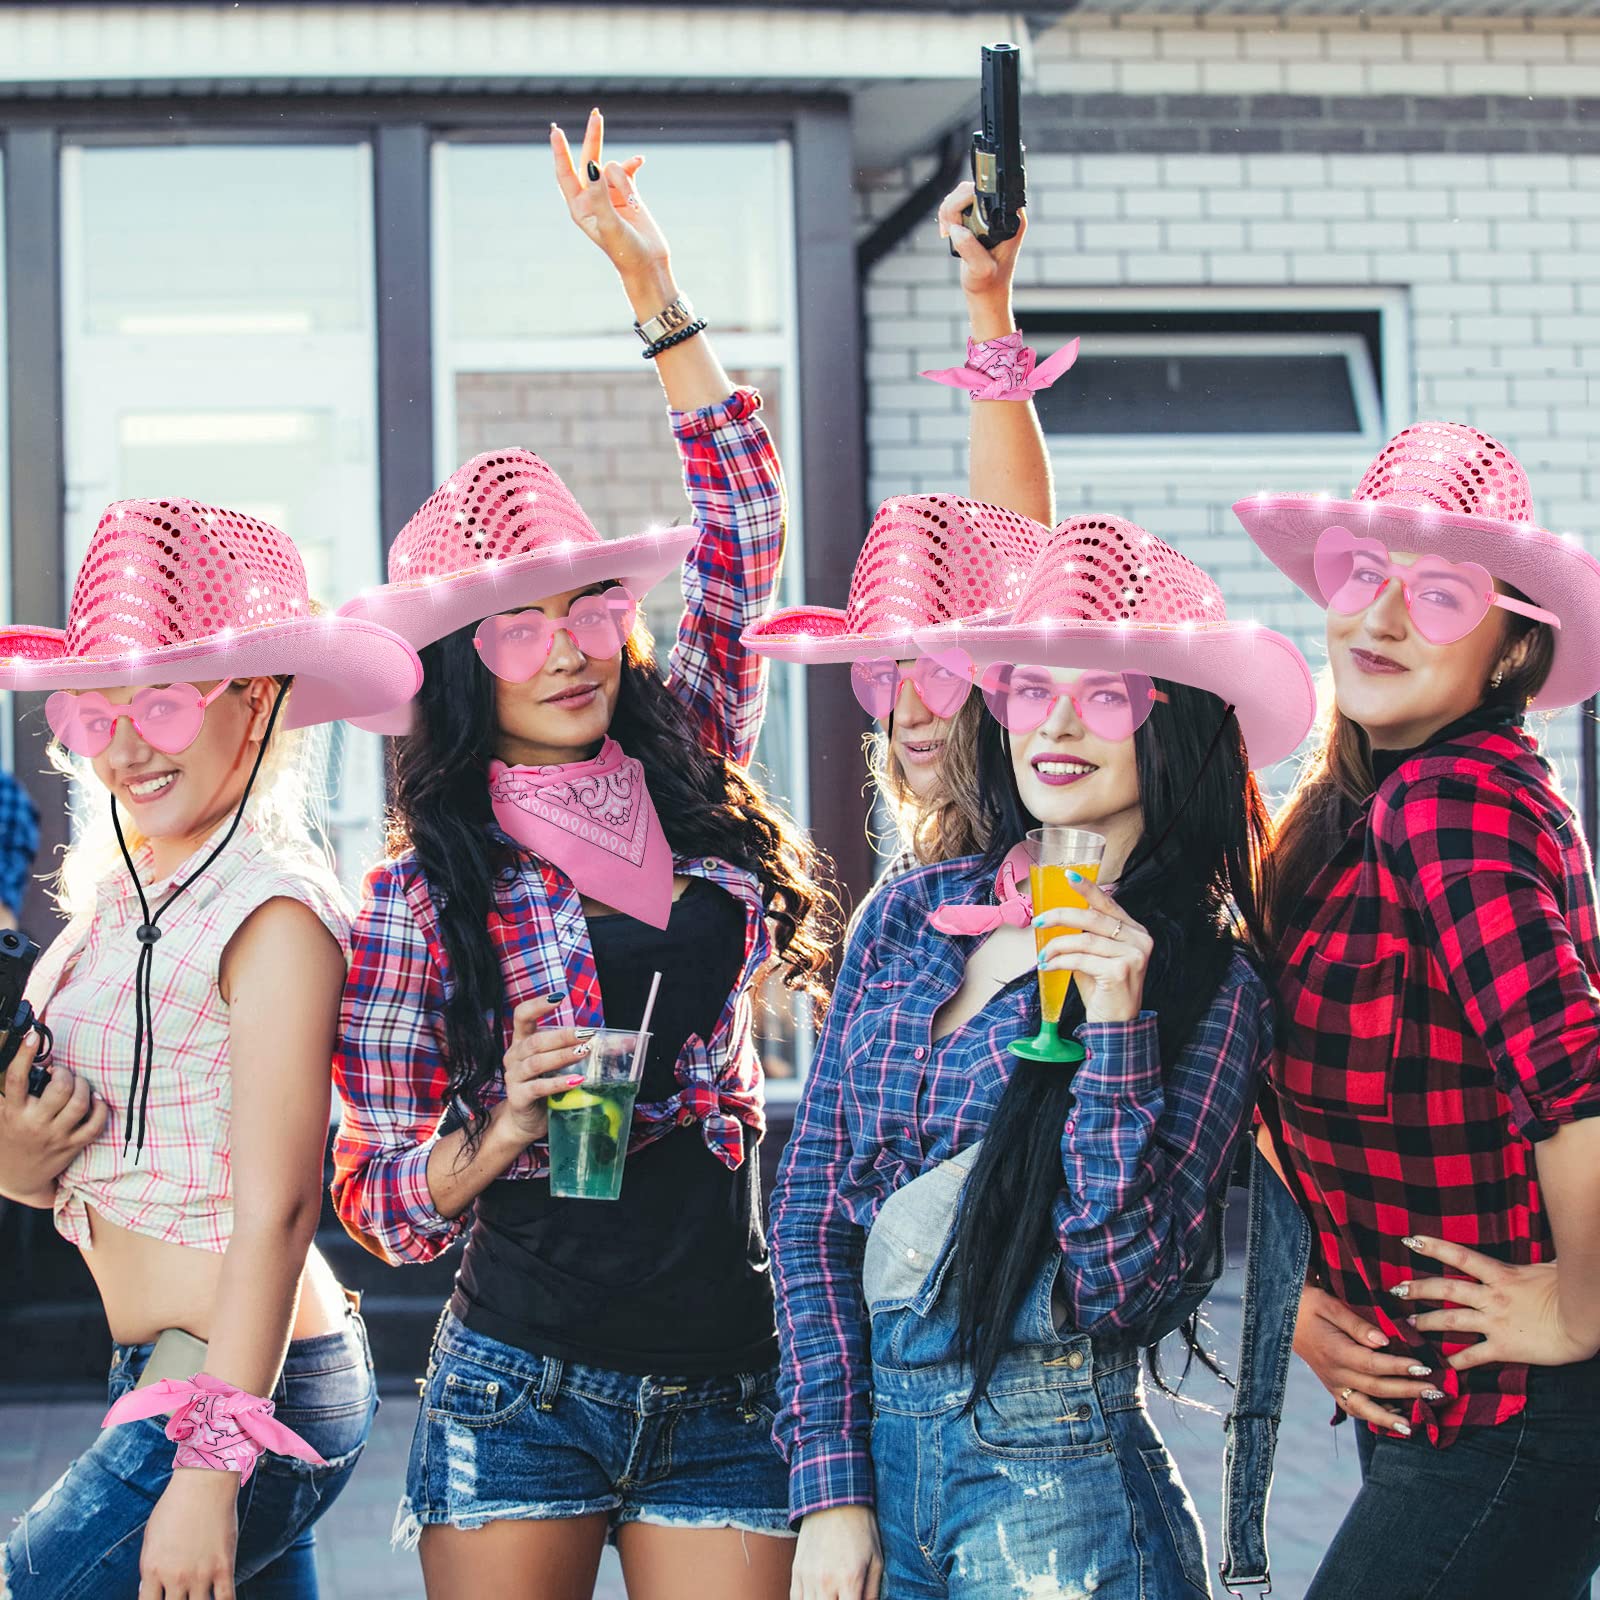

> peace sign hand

[
  {"left": 1033, "top": 876, "right": 1153, "bottom": 1025},
  {"left": 551, "top": 108, "right": 666, "bottom": 289}
]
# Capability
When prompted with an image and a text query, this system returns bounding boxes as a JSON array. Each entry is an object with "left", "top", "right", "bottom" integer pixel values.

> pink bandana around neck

[
  {"left": 489, "top": 737, "right": 674, "bottom": 928},
  {"left": 929, "top": 842, "right": 1037, "bottom": 936}
]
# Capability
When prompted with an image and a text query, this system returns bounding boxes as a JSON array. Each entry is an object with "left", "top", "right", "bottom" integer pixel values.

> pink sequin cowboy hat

[
  {"left": 740, "top": 494, "right": 1047, "bottom": 665},
  {"left": 0, "top": 498, "right": 422, "bottom": 728},
  {"left": 1234, "top": 421, "right": 1600, "bottom": 710},
  {"left": 915, "top": 513, "right": 1316, "bottom": 770},
  {"left": 338, "top": 449, "right": 697, "bottom": 733}
]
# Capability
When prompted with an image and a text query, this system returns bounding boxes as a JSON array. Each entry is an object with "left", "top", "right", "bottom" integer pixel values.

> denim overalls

[
  {"left": 862, "top": 1145, "right": 1214, "bottom": 1599},
  {"left": 857, "top": 1137, "right": 1312, "bottom": 1598}
]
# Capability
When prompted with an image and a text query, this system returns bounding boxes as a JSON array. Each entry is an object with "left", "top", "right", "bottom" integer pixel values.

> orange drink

[
  {"left": 1029, "top": 860, "right": 1102, "bottom": 1021},
  {"left": 1011, "top": 825, "right": 1108, "bottom": 1064}
]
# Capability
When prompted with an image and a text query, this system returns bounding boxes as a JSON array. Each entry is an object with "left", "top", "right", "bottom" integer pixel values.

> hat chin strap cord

[{"left": 110, "top": 681, "right": 290, "bottom": 1159}]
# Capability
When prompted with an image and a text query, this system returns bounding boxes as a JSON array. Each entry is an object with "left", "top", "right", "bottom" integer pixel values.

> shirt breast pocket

[{"left": 1284, "top": 949, "right": 1406, "bottom": 1122}]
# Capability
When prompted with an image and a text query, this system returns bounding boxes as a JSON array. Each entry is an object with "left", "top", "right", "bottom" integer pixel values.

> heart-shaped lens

[
  {"left": 981, "top": 664, "right": 1057, "bottom": 733},
  {"left": 474, "top": 611, "right": 557, "bottom": 682},
  {"left": 912, "top": 650, "right": 975, "bottom": 719},
  {"left": 46, "top": 690, "right": 118, "bottom": 756},
  {"left": 1396, "top": 555, "right": 1495, "bottom": 645},
  {"left": 565, "top": 587, "right": 637, "bottom": 660},
  {"left": 850, "top": 658, "right": 901, "bottom": 720},
  {"left": 129, "top": 683, "right": 209, "bottom": 754}
]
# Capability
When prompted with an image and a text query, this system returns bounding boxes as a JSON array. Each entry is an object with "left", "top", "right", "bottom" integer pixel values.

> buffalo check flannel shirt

[
  {"left": 332, "top": 388, "right": 786, "bottom": 1267},
  {"left": 1271, "top": 720, "right": 1600, "bottom": 1448},
  {"left": 770, "top": 857, "right": 1273, "bottom": 1521}
]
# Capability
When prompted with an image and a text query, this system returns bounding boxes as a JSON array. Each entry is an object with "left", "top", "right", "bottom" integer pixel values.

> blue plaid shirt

[
  {"left": 0, "top": 770, "right": 38, "bottom": 917},
  {"left": 770, "top": 856, "right": 1272, "bottom": 1521}
]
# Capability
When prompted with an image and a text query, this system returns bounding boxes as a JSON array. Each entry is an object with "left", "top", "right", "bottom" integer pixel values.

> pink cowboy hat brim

[
  {"left": 1234, "top": 494, "right": 1600, "bottom": 711},
  {"left": 741, "top": 607, "right": 923, "bottom": 666},
  {"left": 915, "top": 617, "right": 1316, "bottom": 770},
  {"left": 0, "top": 616, "right": 423, "bottom": 732},
  {"left": 337, "top": 529, "right": 699, "bottom": 655}
]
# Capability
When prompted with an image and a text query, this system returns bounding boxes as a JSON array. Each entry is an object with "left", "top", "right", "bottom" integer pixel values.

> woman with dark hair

[
  {"left": 330, "top": 113, "right": 832, "bottom": 1600},
  {"left": 771, "top": 517, "right": 1315, "bottom": 1600},
  {"left": 1232, "top": 423, "right": 1600, "bottom": 1597}
]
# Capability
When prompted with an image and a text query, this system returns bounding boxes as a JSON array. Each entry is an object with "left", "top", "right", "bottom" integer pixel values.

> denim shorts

[
  {"left": 1, "top": 1309, "right": 378, "bottom": 1600},
  {"left": 396, "top": 1310, "right": 793, "bottom": 1543}
]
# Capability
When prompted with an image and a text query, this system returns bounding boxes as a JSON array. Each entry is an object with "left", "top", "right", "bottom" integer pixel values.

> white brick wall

[
  {"left": 860, "top": 13, "right": 1600, "bottom": 794},
  {"left": 1039, "top": 11, "right": 1600, "bottom": 98}
]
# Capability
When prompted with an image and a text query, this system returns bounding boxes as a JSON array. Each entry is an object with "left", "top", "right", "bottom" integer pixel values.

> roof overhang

[{"left": 0, "top": 3, "right": 1047, "bottom": 165}]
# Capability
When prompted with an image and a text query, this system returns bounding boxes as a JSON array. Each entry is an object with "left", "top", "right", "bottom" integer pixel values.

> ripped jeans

[
  {"left": 1, "top": 1311, "right": 377, "bottom": 1600},
  {"left": 861, "top": 1150, "right": 1211, "bottom": 1599},
  {"left": 869, "top": 1313, "right": 1210, "bottom": 1600}
]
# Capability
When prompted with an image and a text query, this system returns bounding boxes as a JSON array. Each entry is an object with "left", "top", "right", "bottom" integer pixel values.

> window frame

[{"left": 1013, "top": 284, "right": 1412, "bottom": 475}]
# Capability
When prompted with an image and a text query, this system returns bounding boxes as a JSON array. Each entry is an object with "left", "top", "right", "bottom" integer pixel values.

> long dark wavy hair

[
  {"left": 948, "top": 677, "right": 1274, "bottom": 1406},
  {"left": 389, "top": 622, "right": 837, "bottom": 1144}
]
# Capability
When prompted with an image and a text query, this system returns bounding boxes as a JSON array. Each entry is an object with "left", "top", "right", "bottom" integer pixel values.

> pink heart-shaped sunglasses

[
  {"left": 45, "top": 681, "right": 234, "bottom": 758},
  {"left": 980, "top": 665, "right": 1168, "bottom": 739},
  {"left": 474, "top": 587, "right": 638, "bottom": 682},
  {"left": 1314, "top": 526, "right": 1560, "bottom": 646},
  {"left": 850, "top": 650, "right": 975, "bottom": 721}
]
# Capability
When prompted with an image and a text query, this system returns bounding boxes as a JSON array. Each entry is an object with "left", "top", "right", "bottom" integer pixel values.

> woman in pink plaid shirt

[{"left": 0, "top": 503, "right": 420, "bottom": 1600}]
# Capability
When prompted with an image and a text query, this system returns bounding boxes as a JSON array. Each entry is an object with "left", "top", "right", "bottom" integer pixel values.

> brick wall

[
  {"left": 860, "top": 11, "right": 1600, "bottom": 793},
  {"left": 454, "top": 367, "right": 781, "bottom": 646}
]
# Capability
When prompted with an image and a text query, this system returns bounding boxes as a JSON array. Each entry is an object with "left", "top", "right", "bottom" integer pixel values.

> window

[
  {"left": 1014, "top": 290, "right": 1407, "bottom": 458},
  {"left": 59, "top": 143, "right": 385, "bottom": 883}
]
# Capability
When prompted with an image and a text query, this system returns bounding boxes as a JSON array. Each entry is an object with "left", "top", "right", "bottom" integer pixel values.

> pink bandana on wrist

[
  {"left": 102, "top": 1373, "right": 325, "bottom": 1485},
  {"left": 489, "top": 737, "right": 674, "bottom": 928},
  {"left": 921, "top": 332, "right": 1081, "bottom": 402},
  {"left": 929, "top": 842, "right": 1037, "bottom": 935}
]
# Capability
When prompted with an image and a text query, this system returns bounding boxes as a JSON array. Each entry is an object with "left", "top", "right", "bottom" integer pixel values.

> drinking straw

[{"left": 631, "top": 969, "right": 663, "bottom": 1076}]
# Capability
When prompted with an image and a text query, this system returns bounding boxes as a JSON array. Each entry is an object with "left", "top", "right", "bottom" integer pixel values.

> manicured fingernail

[
  {"left": 1031, "top": 914, "right": 1044, "bottom": 927},
  {"left": 1392, "top": 1421, "right": 1412, "bottom": 1437},
  {"left": 587, "top": 160, "right": 601, "bottom": 182},
  {"left": 1405, "top": 1315, "right": 1418, "bottom": 1326},
  {"left": 545, "top": 991, "right": 566, "bottom": 1003},
  {"left": 1067, "top": 870, "right": 1083, "bottom": 883},
  {"left": 1365, "top": 1330, "right": 1388, "bottom": 1347},
  {"left": 1037, "top": 954, "right": 1047, "bottom": 968},
  {"left": 1407, "top": 1364, "right": 1431, "bottom": 1377},
  {"left": 1390, "top": 1283, "right": 1410, "bottom": 1299},
  {"left": 1402, "top": 1235, "right": 1424, "bottom": 1251},
  {"left": 1421, "top": 1388, "right": 1445, "bottom": 1401},
  {"left": 566, "top": 1075, "right": 585, "bottom": 1087}
]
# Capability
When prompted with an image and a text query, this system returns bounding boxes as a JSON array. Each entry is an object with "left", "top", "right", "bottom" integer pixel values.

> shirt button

[
  {"left": 1066, "top": 1350, "right": 1085, "bottom": 1371},
  {"left": 905, "top": 1247, "right": 919, "bottom": 1261},
  {"left": 913, "top": 1046, "right": 927, "bottom": 1060}
]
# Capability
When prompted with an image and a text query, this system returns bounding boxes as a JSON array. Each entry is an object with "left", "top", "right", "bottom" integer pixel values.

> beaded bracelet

[{"left": 642, "top": 319, "right": 708, "bottom": 360}]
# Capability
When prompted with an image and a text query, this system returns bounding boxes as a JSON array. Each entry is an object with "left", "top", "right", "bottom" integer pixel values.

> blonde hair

[
  {"left": 50, "top": 677, "right": 333, "bottom": 920},
  {"left": 866, "top": 692, "right": 989, "bottom": 867}
]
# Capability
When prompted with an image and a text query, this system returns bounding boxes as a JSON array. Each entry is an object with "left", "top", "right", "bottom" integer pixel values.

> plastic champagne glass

[{"left": 1011, "top": 825, "right": 1108, "bottom": 1065}]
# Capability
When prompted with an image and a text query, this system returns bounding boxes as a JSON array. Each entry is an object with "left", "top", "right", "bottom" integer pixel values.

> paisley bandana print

[{"left": 488, "top": 737, "right": 674, "bottom": 928}]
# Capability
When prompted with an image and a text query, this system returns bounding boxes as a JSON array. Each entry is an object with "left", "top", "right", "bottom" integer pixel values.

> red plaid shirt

[
  {"left": 332, "top": 389, "right": 786, "bottom": 1266},
  {"left": 1271, "top": 717, "right": 1600, "bottom": 1446}
]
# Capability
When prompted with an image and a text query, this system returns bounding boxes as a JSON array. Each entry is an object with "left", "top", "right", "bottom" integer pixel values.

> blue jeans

[
  {"left": 1303, "top": 1359, "right": 1600, "bottom": 1600},
  {"left": 397, "top": 1310, "right": 792, "bottom": 1543},
  {"left": 1, "top": 1311, "right": 378, "bottom": 1600}
]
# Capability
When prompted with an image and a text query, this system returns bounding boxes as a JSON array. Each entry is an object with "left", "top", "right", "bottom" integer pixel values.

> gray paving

[{"left": 0, "top": 1271, "right": 1570, "bottom": 1597}]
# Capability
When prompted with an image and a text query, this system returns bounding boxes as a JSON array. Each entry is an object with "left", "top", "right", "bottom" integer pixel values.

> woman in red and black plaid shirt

[{"left": 1237, "top": 421, "right": 1600, "bottom": 1597}]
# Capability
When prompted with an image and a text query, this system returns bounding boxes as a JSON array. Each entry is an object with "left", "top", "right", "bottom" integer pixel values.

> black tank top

[{"left": 453, "top": 877, "right": 778, "bottom": 1375}]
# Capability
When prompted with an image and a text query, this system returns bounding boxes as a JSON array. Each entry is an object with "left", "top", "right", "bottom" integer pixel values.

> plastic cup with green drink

[{"left": 546, "top": 1027, "right": 651, "bottom": 1201}]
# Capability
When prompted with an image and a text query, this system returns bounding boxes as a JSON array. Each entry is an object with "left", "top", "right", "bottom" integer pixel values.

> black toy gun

[
  {"left": 960, "top": 42, "right": 1026, "bottom": 248},
  {"left": 0, "top": 926, "right": 53, "bottom": 1097}
]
